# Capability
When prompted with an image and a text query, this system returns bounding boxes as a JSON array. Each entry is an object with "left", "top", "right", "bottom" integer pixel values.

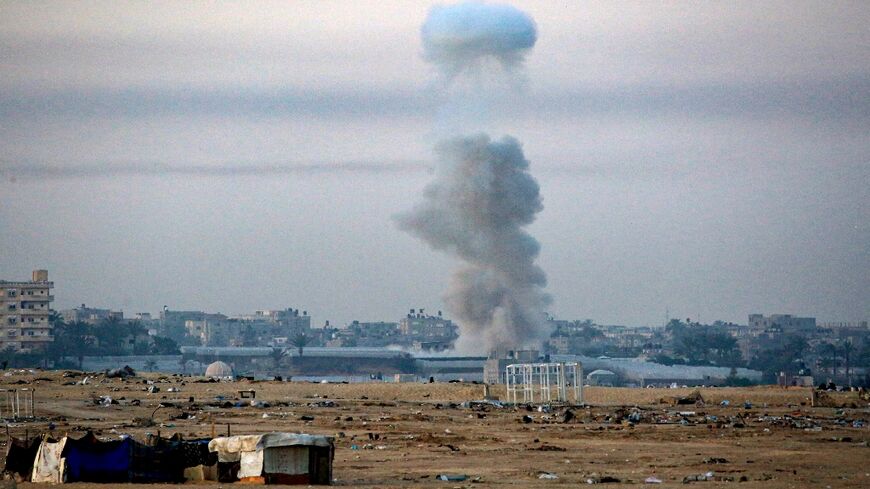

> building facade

[
  {"left": 60, "top": 304, "right": 123, "bottom": 325},
  {"left": 748, "top": 314, "right": 816, "bottom": 333},
  {"left": 0, "top": 270, "right": 54, "bottom": 352}
]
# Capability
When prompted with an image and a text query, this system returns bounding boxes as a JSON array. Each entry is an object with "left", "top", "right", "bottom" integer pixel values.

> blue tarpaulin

[{"left": 63, "top": 433, "right": 132, "bottom": 482}]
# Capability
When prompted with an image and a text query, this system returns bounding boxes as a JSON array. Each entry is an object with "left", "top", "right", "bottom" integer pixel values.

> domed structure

[{"left": 205, "top": 361, "right": 234, "bottom": 379}]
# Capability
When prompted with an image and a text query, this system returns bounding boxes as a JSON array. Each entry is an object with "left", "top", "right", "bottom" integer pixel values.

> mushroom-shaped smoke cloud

[{"left": 422, "top": 1, "right": 538, "bottom": 78}]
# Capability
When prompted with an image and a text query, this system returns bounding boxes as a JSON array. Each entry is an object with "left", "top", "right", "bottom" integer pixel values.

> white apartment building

[{"left": 0, "top": 269, "right": 54, "bottom": 352}]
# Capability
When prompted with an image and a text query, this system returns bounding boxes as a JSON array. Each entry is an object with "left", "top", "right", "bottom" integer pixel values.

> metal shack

[{"left": 208, "top": 433, "right": 333, "bottom": 485}]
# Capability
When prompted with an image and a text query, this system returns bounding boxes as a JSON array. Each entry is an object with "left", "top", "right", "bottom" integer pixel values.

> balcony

[
  {"left": 18, "top": 308, "right": 50, "bottom": 316},
  {"left": 18, "top": 334, "right": 53, "bottom": 342},
  {"left": 17, "top": 321, "right": 52, "bottom": 328},
  {"left": 19, "top": 295, "right": 54, "bottom": 302}
]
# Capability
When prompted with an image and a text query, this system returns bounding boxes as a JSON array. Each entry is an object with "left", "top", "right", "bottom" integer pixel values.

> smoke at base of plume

[
  {"left": 396, "top": 134, "right": 551, "bottom": 352},
  {"left": 421, "top": 2, "right": 537, "bottom": 80}
]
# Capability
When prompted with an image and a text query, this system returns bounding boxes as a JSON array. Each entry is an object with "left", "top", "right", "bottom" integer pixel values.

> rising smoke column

[{"left": 398, "top": 2, "right": 549, "bottom": 353}]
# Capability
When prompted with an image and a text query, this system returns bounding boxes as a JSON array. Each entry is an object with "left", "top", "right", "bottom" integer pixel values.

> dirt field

[{"left": 1, "top": 369, "right": 867, "bottom": 488}]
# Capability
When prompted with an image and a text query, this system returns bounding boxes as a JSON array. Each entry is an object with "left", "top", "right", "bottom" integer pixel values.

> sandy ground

[{"left": 0, "top": 369, "right": 867, "bottom": 488}]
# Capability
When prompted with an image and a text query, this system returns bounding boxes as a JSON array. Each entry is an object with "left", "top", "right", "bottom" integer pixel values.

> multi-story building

[
  {"left": 0, "top": 270, "right": 54, "bottom": 352},
  {"left": 748, "top": 314, "right": 816, "bottom": 333},
  {"left": 399, "top": 309, "right": 457, "bottom": 340},
  {"left": 60, "top": 304, "right": 123, "bottom": 325}
]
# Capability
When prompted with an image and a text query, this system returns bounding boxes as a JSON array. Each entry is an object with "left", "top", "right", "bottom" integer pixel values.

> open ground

[{"left": 0, "top": 370, "right": 867, "bottom": 488}]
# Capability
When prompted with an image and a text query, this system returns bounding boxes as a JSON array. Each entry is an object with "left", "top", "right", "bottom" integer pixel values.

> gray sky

[{"left": 1, "top": 1, "right": 868, "bottom": 327}]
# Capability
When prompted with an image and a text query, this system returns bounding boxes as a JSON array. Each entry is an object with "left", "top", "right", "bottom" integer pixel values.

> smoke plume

[
  {"left": 397, "top": 134, "right": 550, "bottom": 352},
  {"left": 400, "top": 2, "right": 548, "bottom": 353},
  {"left": 421, "top": 2, "right": 537, "bottom": 80}
]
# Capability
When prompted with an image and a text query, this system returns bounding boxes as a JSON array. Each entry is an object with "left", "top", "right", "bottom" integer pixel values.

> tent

[
  {"left": 209, "top": 433, "right": 333, "bottom": 485},
  {"left": 31, "top": 436, "right": 67, "bottom": 483},
  {"left": 63, "top": 432, "right": 133, "bottom": 483},
  {"left": 4, "top": 436, "right": 41, "bottom": 481}
]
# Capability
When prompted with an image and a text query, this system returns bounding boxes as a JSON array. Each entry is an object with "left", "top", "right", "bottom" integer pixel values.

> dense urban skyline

[{"left": 1, "top": 1, "right": 868, "bottom": 327}]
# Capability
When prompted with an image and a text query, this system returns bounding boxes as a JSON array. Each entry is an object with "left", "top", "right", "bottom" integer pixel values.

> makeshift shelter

[
  {"left": 61, "top": 432, "right": 132, "bottom": 483},
  {"left": 4, "top": 436, "right": 41, "bottom": 481},
  {"left": 209, "top": 433, "right": 333, "bottom": 485},
  {"left": 31, "top": 436, "right": 67, "bottom": 483}
]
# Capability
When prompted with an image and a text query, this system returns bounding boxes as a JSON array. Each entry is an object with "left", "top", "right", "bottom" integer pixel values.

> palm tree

[
  {"left": 825, "top": 343, "right": 839, "bottom": 378},
  {"left": 291, "top": 333, "right": 309, "bottom": 357},
  {"left": 842, "top": 341, "right": 854, "bottom": 386},
  {"left": 270, "top": 347, "right": 285, "bottom": 368},
  {"left": 144, "top": 359, "right": 158, "bottom": 372}
]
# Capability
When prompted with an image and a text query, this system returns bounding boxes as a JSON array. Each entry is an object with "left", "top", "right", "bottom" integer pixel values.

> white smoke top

[
  {"left": 421, "top": 1, "right": 537, "bottom": 81},
  {"left": 400, "top": 2, "right": 550, "bottom": 354}
]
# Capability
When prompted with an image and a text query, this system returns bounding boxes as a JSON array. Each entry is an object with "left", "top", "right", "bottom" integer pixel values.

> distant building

[
  {"left": 236, "top": 308, "right": 311, "bottom": 334},
  {"left": 183, "top": 308, "right": 312, "bottom": 347},
  {"left": 399, "top": 309, "right": 457, "bottom": 340},
  {"left": 60, "top": 304, "right": 123, "bottom": 325},
  {"left": 0, "top": 269, "right": 54, "bottom": 352},
  {"left": 159, "top": 309, "right": 227, "bottom": 340},
  {"left": 748, "top": 314, "right": 816, "bottom": 333},
  {"left": 587, "top": 369, "right": 619, "bottom": 386}
]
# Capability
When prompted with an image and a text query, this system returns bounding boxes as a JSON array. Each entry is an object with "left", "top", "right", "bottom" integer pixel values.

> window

[{"left": 27, "top": 331, "right": 34, "bottom": 336}]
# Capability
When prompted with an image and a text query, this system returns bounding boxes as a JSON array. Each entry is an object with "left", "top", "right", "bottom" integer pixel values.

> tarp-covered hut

[
  {"left": 209, "top": 433, "right": 333, "bottom": 485},
  {"left": 31, "top": 436, "right": 67, "bottom": 483},
  {"left": 4, "top": 436, "right": 41, "bottom": 481},
  {"left": 21, "top": 432, "right": 219, "bottom": 484}
]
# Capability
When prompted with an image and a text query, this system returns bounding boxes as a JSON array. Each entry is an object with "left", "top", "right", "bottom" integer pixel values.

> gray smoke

[
  {"left": 396, "top": 134, "right": 550, "bottom": 352},
  {"left": 401, "top": 2, "right": 548, "bottom": 353},
  {"left": 421, "top": 1, "right": 537, "bottom": 80}
]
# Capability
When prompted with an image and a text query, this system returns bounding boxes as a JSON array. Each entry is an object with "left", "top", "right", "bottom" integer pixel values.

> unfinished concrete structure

[{"left": 505, "top": 362, "right": 583, "bottom": 404}]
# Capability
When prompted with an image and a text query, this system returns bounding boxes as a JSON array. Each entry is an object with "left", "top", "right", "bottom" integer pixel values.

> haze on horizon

[{"left": 1, "top": 1, "right": 868, "bottom": 328}]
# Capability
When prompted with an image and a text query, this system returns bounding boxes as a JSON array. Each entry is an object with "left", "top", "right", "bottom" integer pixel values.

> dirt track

[{"left": 1, "top": 370, "right": 867, "bottom": 488}]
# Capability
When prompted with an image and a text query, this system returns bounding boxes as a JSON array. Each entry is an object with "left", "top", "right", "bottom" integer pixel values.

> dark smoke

[{"left": 396, "top": 134, "right": 550, "bottom": 352}]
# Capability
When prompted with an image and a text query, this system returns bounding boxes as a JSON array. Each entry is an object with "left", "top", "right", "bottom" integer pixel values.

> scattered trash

[
  {"left": 538, "top": 472, "right": 558, "bottom": 480},
  {"left": 522, "top": 415, "right": 533, "bottom": 423},
  {"left": 147, "top": 385, "right": 160, "bottom": 394},
  {"left": 534, "top": 444, "right": 566, "bottom": 452},
  {"left": 720, "top": 400, "right": 730, "bottom": 406},
  {"left": 672, "top": 390, "right": 705, "bottom": 406},
  {"left": 105, "top": 366, "right": 136, "bottom": 378},
  {"left": 703, "top": 457, "right": 729, "bottom": 464},
  {"left": 682, "top": 471, "right": 715, "bottom": 483},
  {"left": 644, "top": 476, "right": 663, "bottom": 484},
  {"left": 585, "top": 475, "right": 620, "bottom": 483},
  {"left": 436, "top": 474, "right": 468, "bottom": 481}
]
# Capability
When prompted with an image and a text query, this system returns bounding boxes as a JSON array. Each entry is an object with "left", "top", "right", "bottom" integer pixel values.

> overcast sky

[{"left": 1, "top": 1, "right": 867, "bottom": 327}]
